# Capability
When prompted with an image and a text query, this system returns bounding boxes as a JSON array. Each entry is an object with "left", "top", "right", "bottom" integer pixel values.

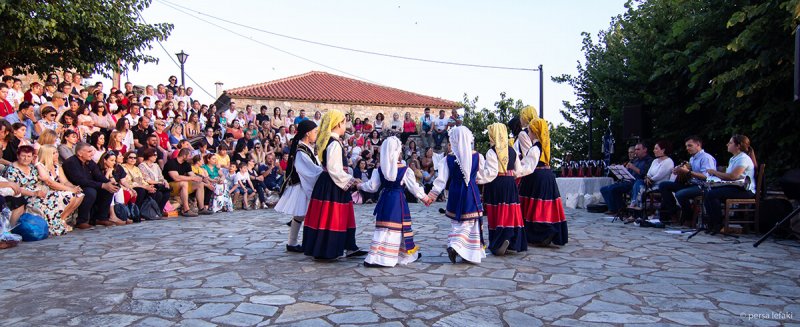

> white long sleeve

[
  {"left": 430, "top": 156, "right": 450, "bottom": 196},
  {"left": 402, "top": 168, "right": 427, "bottom": 200},
  {"left": 516, "top": 131, "right": 532, "bottom": 157},
  {"left": 515, "top": 145, "right": 539, "bottom": 178},
  {"left": 296, "top": 150, "right": 323, "bottom": 199},
  {"left": 647, "top": 157, "right": 675, "bottom": 184},
  {"left": 477, "top": 150, "right": 498, "bottom": 185},
  {"left": 359, "top": 170, "right": 382, "bottom": 193},
  {"left": 325, "top": 137, "right": 356, "bottom": 190},
  {"left": 526, "top": 144, "right": 542, "bottom": 166}
]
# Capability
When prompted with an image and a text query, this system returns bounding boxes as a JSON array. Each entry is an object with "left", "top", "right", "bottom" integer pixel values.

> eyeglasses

[{"left": 127, "top": 156, "right": 137, "bottom": 160}]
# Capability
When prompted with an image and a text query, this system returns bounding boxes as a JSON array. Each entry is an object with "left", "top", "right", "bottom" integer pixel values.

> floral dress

[{"left": 6, "top": 164, "right": 78, "bottom": 236}]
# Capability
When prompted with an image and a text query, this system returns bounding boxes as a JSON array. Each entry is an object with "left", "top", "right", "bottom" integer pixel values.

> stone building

[{"left": 216, "top": 71, "right": 459, "bottom": 120}]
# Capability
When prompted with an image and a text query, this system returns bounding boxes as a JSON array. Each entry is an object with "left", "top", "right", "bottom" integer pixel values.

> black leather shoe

[
  {"left": 346, "top": 250, "right": 368, "bottom": 258},
  {"left": 363, "top": 261, "right": 387, "bottom": 268},
  {"left": 286, "top": 244, "right": 303, "bottom": 253},
  {"left": 447, "top": 247, "right": 457, "bottom": 263}
]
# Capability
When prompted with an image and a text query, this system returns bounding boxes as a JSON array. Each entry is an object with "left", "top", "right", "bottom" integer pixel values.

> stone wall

[{"left": 228, "top": 97, "right": 456, "bottom": 121}]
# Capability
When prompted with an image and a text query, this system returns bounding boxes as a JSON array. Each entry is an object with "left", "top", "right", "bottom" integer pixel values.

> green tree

[
  {"left": 553, "top": 0, "right": 800, "bottom": 180},
  {"left": 461, "top": 92, "right": 525, "bottom": 154},
  {"left": 0, "top": 0, "right": 172, "bottom": 77}
]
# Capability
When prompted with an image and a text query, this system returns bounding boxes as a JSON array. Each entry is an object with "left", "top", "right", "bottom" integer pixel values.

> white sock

[{"left": 288, "top": 217, "right": 303, "bottom": 246}]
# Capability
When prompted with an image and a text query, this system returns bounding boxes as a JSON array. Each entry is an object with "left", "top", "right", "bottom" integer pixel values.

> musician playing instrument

[
  {"left": 657, "top": 136, "right": 717, "bottom": 223},
  {"left": 702, "top": 135, "right": 757, "bottom": 235}
]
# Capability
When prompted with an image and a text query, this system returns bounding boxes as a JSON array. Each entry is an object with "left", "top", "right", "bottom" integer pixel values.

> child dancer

[
  {"left": 275, "top": 120, "right": 322, "bottom": 252},
  {"left": 519, "top": 116, "right": 568, "bottom": 246},
  {"left": 428, "top": 126, "right": 486, "bottom": 264},
  {"left": 477, "top": 123, "right": 538, "bottom": 256},
  {"left": 303, "top": 110, "right": 367, "bottom": 260},
  {"left": 359, "top": 137, "right": 431, "bottom": 268}
]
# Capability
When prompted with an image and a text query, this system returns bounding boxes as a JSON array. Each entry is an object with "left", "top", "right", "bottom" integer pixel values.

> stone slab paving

[{"left": 1, "top": 204, "right": 799, "bottom": 326}]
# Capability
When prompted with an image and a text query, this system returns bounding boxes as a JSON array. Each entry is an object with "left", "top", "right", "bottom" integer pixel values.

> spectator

[
  {"left": 132, "top": 116, "right": 154, "bottom": 149},
  {"left": 63, "top": 143, "right": 120, "bottom": 229},
  {"left": 190, "top": 155, "right": 215, "bottom": 210},
  {"left": 184, "top": 113, "right": 201, "bottom": 140},
  {"left": 98, "top": 151, "right": 136, "bottom": 225},
  {"left": 260, "top": 155, "right": 283, "bottom": 194},
  {"left": 215, "top": 144, "right": 231, "bottom": 171},
  {"left": 6, "top": 101, "right": 37, "bottom": 140},
  {"left": 270, "top": 107, "right": 284, "bottom": 133},
  {"left": 401, "top": 112, "right": 417, "bottom": 144},
  {"left": 389, "top": 112, "right": 403, "bottom": 136},
  {"left": 0, "top": 121, "right": 12, "bottom": 167},
  {"left": 3, "top": 123, "right": 31, "bottom": 163},
  {"left": 35, "top": 106, "right": 60, "bottom": 137},
  {"left": 207, "top": 114, "right": 225, "bottom": 141},
  {"left": 0, "top": 84, "right": 14, "bottom": 117},
  {"left": 164, "top": 148, "right": 211, "bottom": 216},
  {"left": 115, "top": 116, "right": 135, "bottom": 151},
  {"left": 256, "top": 105, "right": 270, "bottom": 125},
  {"left": 154, "top": 119, "right": 171, "bottom": 152},
  {"left": 202, "top": 153, "right": 233, "bottom": 212},
  {"left": 312, "top": 111, "right": 322, "bottom": 126},
  {"left": 432, "top": 109, "right": 449, "bottom": 149},
  {"left": 58, "top": 110, "right": 80, "bottom": 138},
  {"left": 231, "top": 141, "right": 250, "bottom": 166},
  {"left": 107, "top": 130, "right": 127, "bottom": 155},
  {"left": 230, "top": 162, "right": 256, "bottom": 210},
  {"left": 222, "top": 103, "right": 238, "bottom": 126},
  {"left": 90, "top": 101, "right": 115, "bottom": 132},
  {"left": 57, "top": 130, "right": 79, "bottom": 163},
  {"left": 76, "top": 104, "right": 97, "bottom": 139},
  {"left": 405, "top": 140, "right": 420, "bottom": 160},
  {"left": 168, "top": 121, "right": 186, "bottom": 146},
  {"left": 448, "top": 108, "right": 463, "bottom": 127},
  {"left": 285, "top": 109, "right": 296, "bottom": 129},
  {"left": 166, "top": 76, "right": 179, "bottom": 95},
  {"left": 374, "top": 113, "right": 385, "bottom": 135},
  {"left": 89, "top": 131, "right": 106, "bottom": 162},
  {"left": 138, "top": 147, "right": 171, "bottom": 212},
  {"left": 419, "top": 107, "right": 433, "bottom": 149},
  {"left": 125, "top": 103, "right": 142, "bottom": 128},
  {"left": 201, "top": 126, "right": 220, "bottom": 153},
  {"left": 121, "top": 151, "right": 167, "bottom": 220},
  {"left": 227, "top": 120, "right": 244, "bottom": 140},
  {"left": 367, "top": 130, "right": 381, "bottom": 152}
]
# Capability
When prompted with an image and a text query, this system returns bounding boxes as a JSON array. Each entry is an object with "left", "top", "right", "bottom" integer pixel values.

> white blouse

[
  {"left": 295, "top": 142, "right": 324, "bottom": 199},
  {"left": 359, "top": 167, "right": 426, "bottom": 201},
  {"left": 476, "top": 146, "right": 539, "bottom": 185},
  {"left": 647, "top": 157, "right": 675, "bottom": 184},
  {"left": 325, "top": 133, "right": 355, "bottom": 190}
]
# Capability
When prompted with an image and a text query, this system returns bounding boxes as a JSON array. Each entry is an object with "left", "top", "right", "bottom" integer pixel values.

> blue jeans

[
  {"left": 703, "top": 186, "right": 754, "bottom": 226},
  {"left": 433, "top": 131, "right": 447, "bottom": 148},
  {"left": 658, "top": 182, "right": 702, "bottom": 221},
  {"left": 600, "top": 180, "right": 634, "bottom": 212}
]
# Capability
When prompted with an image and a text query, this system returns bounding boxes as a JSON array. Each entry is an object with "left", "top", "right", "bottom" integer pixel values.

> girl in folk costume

[
  {"left": 359, "top": 137, "right": 432, "bottom": 268},
  {"left": 513, "top": 106, "right": 537, "bottom": 157},
  {"left": 275, "top": 120, "right": 323, "bottom": 253},
  {"left": 477, "top": 123, "right": 539, "bottom": 256},
  {"left": 519, "top": 116, "right": 568, "bottom": 246},
  {"left": 428, "top": 126, "right": 487, "bottom": 264},
  {"left": 303, "top": 110, "right": 368, "bottom": 260}
]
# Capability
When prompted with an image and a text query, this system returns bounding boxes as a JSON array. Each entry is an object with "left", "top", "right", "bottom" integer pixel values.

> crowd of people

[{"left": 0, "top": 67, "right": 472, "bottom": 239}]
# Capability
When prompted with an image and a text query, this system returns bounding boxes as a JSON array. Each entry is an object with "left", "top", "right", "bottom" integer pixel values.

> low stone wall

[{"left": 228, "top": 97, "right": 454, "bottom": 121}]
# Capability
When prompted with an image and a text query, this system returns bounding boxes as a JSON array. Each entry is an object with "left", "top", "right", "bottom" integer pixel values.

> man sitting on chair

[
  {"left": 657, "top": 135, "right": 717, "bottom": 223},
  {"left": 601, "top": 142, "right": 653, "bottom": 215}
]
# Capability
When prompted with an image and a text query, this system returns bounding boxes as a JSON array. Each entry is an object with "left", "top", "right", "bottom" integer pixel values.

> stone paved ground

[{"left": 1, "top": 204, "right": 799, "bottom": 327}]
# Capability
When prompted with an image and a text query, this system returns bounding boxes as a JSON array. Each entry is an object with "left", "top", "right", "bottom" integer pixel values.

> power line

[
  {"left": 158, "top": 0, "right": 539, "bottom": 72},
  {"left": 156, "top": 0, "right": 378, "bottom": 83},
  {"left": 138, "top": 14, "right": 217, "bottom": 99}
]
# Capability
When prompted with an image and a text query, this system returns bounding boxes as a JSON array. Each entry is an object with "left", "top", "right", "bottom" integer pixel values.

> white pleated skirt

[
  {"left": 364, "top": 228, "right": 420, "bottom": 267},
  {"left": 448, "top": 220, "right": 487, "bottom": 263},
  {"left": 274, "top": 184, "right": 309, "bottom": 217}
]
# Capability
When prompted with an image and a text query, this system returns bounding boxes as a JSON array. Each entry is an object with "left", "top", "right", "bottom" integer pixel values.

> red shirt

[
  {"left": 0, "top": 99, "right": 13, "bottom": 117},
  {"left": 403, "top": 120, "right": 416, "bottom": 133},
  {"left": 156, "top": 131, "right": 169, "bottom": 150},
  {"left": 279, "top": 159, "right": 287, "bottom": 171}
]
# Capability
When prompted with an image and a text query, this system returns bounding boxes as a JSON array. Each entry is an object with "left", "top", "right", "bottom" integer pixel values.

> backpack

[{"left": 139, "top": 197, "right": 162, "bottom": 221}]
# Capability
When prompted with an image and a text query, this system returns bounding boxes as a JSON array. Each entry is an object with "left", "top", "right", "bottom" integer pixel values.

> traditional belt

[{"left": 498, "top": 170, "right": 516, "bottom": 176}]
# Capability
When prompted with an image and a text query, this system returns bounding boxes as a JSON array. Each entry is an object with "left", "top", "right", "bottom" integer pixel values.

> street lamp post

[
  {"left": 586, "top": 104, "right": 593, "bottom": 160},
  {"left": 175, "top": 50, "right": 189, "bottom": 87}
]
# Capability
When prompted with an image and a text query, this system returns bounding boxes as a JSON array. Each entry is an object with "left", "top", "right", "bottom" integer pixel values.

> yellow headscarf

[
  {"left": 316, "top": 109, "right": 345, "bottom": 162},
  {"left": 529, "top": 117, "right": 551, "bottom": 165},
  {"left": 487, "top": 123, "right": 509, "bottom": 174},
  {"left": 520, "top": 105, "right": 538, "bottom": 126}
]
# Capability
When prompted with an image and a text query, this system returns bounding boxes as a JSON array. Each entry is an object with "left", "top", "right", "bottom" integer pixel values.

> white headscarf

[
  {"left": 449, "top": 126, "right": 474, "bottom": 186},
  {"left": 380, "top": 136, "right": 402, "bottom": 182}
]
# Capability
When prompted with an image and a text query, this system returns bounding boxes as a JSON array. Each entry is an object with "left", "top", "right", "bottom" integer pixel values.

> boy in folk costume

[
  {"left": 303, "top": 110, "right": 368, "bottom": 260},
  {"left": 519, "top": 116, "right": 568, "bottom": 246},
  {"left": 275, "top": 120, "right": 323, "bottom": 253},
  {"left": 428, "top": 126, "right": 487, "bottom": 264},
  {"left": 359, "top": 136, "right": 432, "bottom": 268},
  {"left": 477, "top": 123, "right": 539, "bottom": 256}
]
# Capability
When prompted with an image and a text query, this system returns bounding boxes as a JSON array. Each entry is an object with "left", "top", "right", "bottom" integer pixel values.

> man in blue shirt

[
  {"left": 294, "top": 109, "right": 308, "bottom": 125},
  {"left": 658, "top": 136, "right": 717, "bottom": 223},
  {"left": 6, "top": 101, "right": 37, "bottom": 140},
  {"left": 601, "top": 142, "right": 654, "bottom": 214}
]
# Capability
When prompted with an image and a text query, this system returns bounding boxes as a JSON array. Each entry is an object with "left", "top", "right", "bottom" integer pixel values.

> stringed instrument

[{"left": 674, "top": 161, "right": 692, "bottom": 184}]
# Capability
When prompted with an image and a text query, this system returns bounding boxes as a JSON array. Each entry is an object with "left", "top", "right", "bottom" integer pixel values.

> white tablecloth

[{"left": 556, "top": 177, "right": 614, "bottom": 209}]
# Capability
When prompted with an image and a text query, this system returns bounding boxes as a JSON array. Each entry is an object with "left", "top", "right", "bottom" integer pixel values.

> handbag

[
  {"left": 113, "top": 203, "right": 130, "bottom": 221},
  {"left": 139, "top": 197, "right": 162, "bottom": 221}
]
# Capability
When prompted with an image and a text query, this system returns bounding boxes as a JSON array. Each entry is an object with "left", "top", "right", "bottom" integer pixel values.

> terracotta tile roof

[{"left": 225, "top": 71, "right": 459, "bottom": 109}]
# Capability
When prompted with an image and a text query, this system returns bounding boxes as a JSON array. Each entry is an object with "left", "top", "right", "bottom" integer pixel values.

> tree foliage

[
  {"left": 461, "top": 92, "right": 525, "bottom": 154},
  {"left": 552, "top": 0, "right": 800, "bottom": 179},
  {"left": 0, "top": 0, "right": 172, "bottom": 77}
]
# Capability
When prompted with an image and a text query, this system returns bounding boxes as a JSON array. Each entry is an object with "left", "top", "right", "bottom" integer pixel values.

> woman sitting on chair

[{"left": 703, "top": 134, "right": 757, "bottom": 235}]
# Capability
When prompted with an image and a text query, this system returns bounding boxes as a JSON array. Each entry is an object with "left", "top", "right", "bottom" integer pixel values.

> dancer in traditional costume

[
  {"left": 359, "top": 137, "right": 432, "bottom": 268},
  {"left": 477, "top": 123, "right": 538, "bottom": 256},
  {"left": 513, "top": 106, "right": 537, "bottom": 157},
  {"left": 303, "top": 110, "right": 367, "bottom": 260},
  {"left": 519, "top": 116, "right": 568, "bottom": 246},
  {"left": 428, "top": 126, "right": 487, "bottom": 264},
  {"left": 275, "top": 120, "right": 323, "bottom": 253}
]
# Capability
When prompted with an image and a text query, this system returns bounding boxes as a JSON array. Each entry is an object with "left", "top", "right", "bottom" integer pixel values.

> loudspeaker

[{"left": 623, "top": 105, "right": 650, "bottom": 140}]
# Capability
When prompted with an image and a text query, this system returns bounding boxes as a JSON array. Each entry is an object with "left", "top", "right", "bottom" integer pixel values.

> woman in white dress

[{"left": 274, "top": 120, "right": 323, "bottom": 252}]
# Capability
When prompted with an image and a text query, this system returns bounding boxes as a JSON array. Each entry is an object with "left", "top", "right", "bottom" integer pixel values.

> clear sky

[{"left": 97, "top": 0, "right": 627, "bottom": 126}]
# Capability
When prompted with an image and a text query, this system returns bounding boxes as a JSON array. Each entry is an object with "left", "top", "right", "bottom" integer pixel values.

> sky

[{"left": 96, "top": 0, "right": 628, "bottom": 126}]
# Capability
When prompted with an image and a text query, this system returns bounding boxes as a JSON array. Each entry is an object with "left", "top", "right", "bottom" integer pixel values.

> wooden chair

[{"left": 723, "top": 164, "right": 766, "bottom": 233}]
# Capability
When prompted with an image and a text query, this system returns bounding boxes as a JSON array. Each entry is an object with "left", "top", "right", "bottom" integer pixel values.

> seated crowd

[
  {"left": 599, "top": 135, "right": 759, "bottom": 234},
  {"left": 0, "top": 67, "right": 464, "bottom": 237}
]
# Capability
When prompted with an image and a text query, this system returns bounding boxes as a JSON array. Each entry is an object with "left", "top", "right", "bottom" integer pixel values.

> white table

[{"left": 556, "top": 177, "right": 614, "bottom": 209}]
